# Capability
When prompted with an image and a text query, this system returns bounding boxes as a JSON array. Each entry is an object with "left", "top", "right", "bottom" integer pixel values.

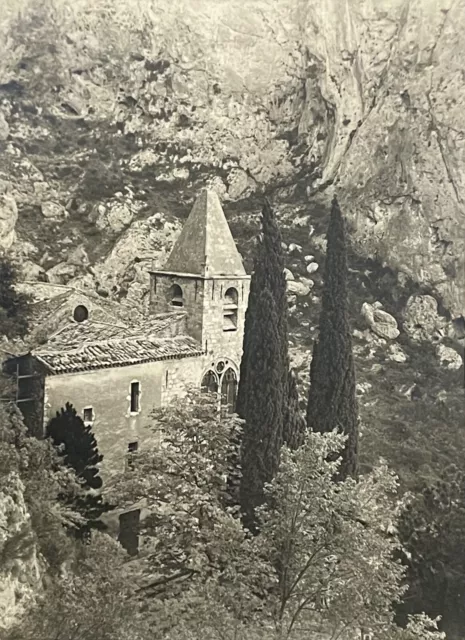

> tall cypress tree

[
  {"left": 306, "top": 196, "right": 358, "bottom": 481},
  {"left": 283, "top": 368, "right": 306, "bottom": 451},
  {"left": 237, "top": 199, "right": 289, "bottom": 531},
  {"left": 47, "top": 402, "right": 112, "bottom": 537}
]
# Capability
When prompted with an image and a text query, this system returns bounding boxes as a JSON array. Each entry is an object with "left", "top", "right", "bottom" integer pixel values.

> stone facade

[{"left": 10, "top": 188, "right": 251, "bottom": 488}]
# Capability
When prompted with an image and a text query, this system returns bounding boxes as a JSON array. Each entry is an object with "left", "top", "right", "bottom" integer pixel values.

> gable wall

[{"left": 43, "top": 355, "right": 204, "bottom": 482}]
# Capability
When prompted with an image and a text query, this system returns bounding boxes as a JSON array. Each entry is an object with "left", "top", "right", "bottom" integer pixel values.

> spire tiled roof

[{"left": 163, "top": 189, "right": 247, "bottom": 277}]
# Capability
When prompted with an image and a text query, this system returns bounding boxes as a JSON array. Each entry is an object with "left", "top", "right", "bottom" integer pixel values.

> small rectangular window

[
  {"left": 127, "top": 441, "right": 139, "bottom": 470},
  {"left": 130, "top": 382, "right": 140, "bottom": 413},
  {"left": 83, "top": 407, "right": 94, "bottom": 423}
]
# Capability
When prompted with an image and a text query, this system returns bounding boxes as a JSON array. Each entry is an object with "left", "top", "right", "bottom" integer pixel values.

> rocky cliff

[{"left": 0, "top": 0, "right": 463, "bottom": 321}]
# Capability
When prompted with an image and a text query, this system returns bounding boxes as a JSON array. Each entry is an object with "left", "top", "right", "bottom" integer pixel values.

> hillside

[{"left": 0, "top": 0, "right": 463, "bottom": 485}]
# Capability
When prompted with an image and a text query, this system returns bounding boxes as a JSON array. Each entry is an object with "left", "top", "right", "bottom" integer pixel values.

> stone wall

[{"left": 43, "top": 356, "right": 204, "bottom": 481}]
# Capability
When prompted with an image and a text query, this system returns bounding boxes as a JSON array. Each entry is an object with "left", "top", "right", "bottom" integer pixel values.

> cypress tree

[
  {"left": 47, "top": 402, "right": 112, "bottom": 536},
  {"left": 282, "top": 368, "right": 307, "bottom": 451},
  {"left": 306, "top": 196, "right": 358, "bottom": 481},
  {"left": 237, "top": 198, "right": 289, "bottom": 531}
]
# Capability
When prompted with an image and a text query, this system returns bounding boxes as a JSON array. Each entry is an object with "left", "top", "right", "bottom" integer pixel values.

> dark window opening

[
  {"left": 127, "top": 441, "right": 139, "bottom": 470},
  {"left": 118, "top": 509, "right": 140, "bottom": 556},
  {"left": 73, "top": 305, "right": 89, "bottom": 323},
  {"left": 83, "top": 407, "right": 94, "bottom": 423},
  {"left": 223, "top": 287, "right": 238, "bottom": 331},
  {"left": 130, "top": 382, "right": 140, "bottom": 413},
  {"left": 221, "top": 368, "right": 238, "bottom": 414},
  {"left": 201, "top": 370, "right": 219, "bottom": 395},
  {"left": 167, "top": 284, "right": 184, "bottom": 307}
]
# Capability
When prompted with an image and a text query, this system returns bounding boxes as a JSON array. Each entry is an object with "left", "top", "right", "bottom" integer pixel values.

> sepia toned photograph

[{"left": 0, "top": 0, "right": 464, "bottom": 638}]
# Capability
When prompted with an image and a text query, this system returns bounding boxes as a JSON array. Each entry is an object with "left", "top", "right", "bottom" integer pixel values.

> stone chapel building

[{"left": 8, "top": 189, "right": 251, "bottom": 499}]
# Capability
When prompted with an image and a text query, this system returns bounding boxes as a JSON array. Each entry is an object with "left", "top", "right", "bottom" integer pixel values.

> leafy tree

[
  {"left": 5, "top": 532, "right": 150, "bottom": 640},
  {"left": 111, "top": 390, "right": 270, "bottom": 636},
  {"left": 306, "top": 196, "right": 358, "bottom": 480},
  {"left": 396, "top": 467, "right": 465, "bottom": 639},
  {"left": 237, "top": 198, "right": 289, "bottom": 530},
  {"left": 254, "top": 431, "right": 444, "bottom": 640},
  {"left": 0, "top": 256, "right": 31, "bottom": 339},
  {"left": 46, "top": 402, "right": 112, "bottom": 537}
]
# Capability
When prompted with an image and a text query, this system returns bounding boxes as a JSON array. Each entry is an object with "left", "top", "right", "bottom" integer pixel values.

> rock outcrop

[{"left": 0, "top": 0, "right": 463, "bottom": 317}]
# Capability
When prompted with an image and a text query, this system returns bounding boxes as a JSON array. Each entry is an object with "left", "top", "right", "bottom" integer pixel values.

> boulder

[
  {"left": 362, "top": 302, "right": 400, "bottom": 340},
  {"left": 41, "top": 201, "right": 68, "bottom": 219},
  {"left": 403, "top": 294, "right": 447, "bottom": 343},
  {"left": 21, "top": 261, "right": 46, "bottom": 281},
  {"left": 304, "top": 254, "right": 315, "bottom": 262},
  {"left": 287, "top": 279, "right": 312, "bottom": 297},
  {"left": 288, "top": 243, "right": 302, "bottom": 254},
  {"left": 306, "top": 262, "right": 319, "bottom": 274},
  {"left": 284, "top": 268, "right": 294, "bottom": 281},
  {"left": 436, "top": 344, "right": 463, "bottom": 370},
  {"left": 388, "top": 343, "right": 407, "bottom": 363},
  {"left": 46, "top": 262, "right": 79, "bottom": 284},
  {"left": 105, "top": 202, "right": 133, "bottom": 233}
]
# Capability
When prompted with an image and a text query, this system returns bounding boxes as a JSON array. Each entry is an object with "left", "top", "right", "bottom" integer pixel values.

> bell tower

[{"left": 149, "top": 189, "right": 251, "bottom": 385}]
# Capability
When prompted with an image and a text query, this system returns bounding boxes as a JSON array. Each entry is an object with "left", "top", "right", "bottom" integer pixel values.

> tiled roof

[{"left": 32, "top": 312, "right": 202, "bottom": 375}]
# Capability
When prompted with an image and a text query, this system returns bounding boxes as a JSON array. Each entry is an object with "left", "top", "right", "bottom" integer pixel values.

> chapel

[{"left": 7, "top": 189, "right": 251, "bottom": 486}]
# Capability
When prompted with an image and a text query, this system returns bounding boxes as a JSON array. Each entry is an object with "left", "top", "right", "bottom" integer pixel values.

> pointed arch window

[
  {"left": 221, "top": 368, "right": 237, "bottom": 414},
  {"left": 167, "top": 284, "right": 184, "bottom": 308},
  {"left": 223, "top": 287, "right": 238, "bottom": 332},
  {"left": 201, "top": 370, "right": 219, "bottom": 395}
]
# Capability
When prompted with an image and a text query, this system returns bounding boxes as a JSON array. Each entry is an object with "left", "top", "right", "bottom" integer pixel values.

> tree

[
  {"left": 254, "top": 431, "right": 444, "bottom": 640},
  {"left": 306, "top": 196, "right": 358, "bottom": 480},
  {"left": 282, "top": 368, "right": 306, "bottom": 451},
  {"left": 0, "top": 256, "right": 31, "bottom": 339},
  {"left": 110, "top": 391, "right": 270, "bottom": 636},
  {"left": 46, "top": 402, "right": 112, "bottom": 536},
  {"left": 237, "top": 198, "right": 289, "bottom": 530},
  {"left": 396, "top": 467, "right": 465, "bottom": 639}
]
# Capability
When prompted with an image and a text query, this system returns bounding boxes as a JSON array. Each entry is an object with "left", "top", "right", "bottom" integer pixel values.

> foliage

[
  {"left": 0, "top": 256, "right": 31, "bottom": 339},
  {"left": 110, "top": 390, "right": 271, "bottom": 635},
  {"left": 396, "top": 466, "right": 465, "bottom": 639},
  {"left": 306, "top": 196, "right": 358, "bottom": 480},
  {"left": 46, "top": 402, "right": 112, "bottom": 537},
  {"left": 0, "top": 405, "right": 81, "bottom": 570},
  {"left": 237, "top": 198, "right": 289, "bottom": 530},
  {"left": 282, "top": 368, "right": 306, "bottom": 451},
  {"left": 5, "top": 532, "right": 150, "bottom": 640}
]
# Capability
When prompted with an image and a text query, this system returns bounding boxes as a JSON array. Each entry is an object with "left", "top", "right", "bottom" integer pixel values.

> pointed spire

[{"left": 164, "top": 189, "right": 247, "bottom": 277}]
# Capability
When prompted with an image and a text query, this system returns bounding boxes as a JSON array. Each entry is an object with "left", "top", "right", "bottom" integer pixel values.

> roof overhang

[{"left": 150, "top": 270, "right": 250, "bottom": 280}]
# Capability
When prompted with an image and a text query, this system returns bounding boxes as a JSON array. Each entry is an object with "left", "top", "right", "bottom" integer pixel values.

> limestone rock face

[
  {"left": 0, "top": 474, "right": 41, "bottom": 631},
  {"left": 403, "top": 294, "right": 447, "bottom": 343},
  {"left": 0, "top": 191, "right": 18, "bottom": 250},
  {"left": 436, "top": 344, "right": 463, "bottom": 370},
  {"left": 362, "top": 302, "right": 400, "bottom": 340},
  {"left": 0, "top": 0, "right": 463, "bottom": 317}
]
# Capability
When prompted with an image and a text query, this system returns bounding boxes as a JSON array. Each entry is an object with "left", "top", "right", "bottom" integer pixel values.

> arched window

[
  {"left": 201, "top": 370, "right": 219, "bottom": 395},
  {"left": 73, "top": 305, "right": 89, "bottom": 323},
  {"left": 221, "top": 368, "right": 237, "bottom": 414},
  {"left": 167, "top": 284, "right": 184, "bottom": 308},
  {"left": 223, "top": 287, "right": 238, "bottom": 332}
]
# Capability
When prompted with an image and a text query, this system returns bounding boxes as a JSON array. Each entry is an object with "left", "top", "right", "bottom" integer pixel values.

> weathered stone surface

[
  {"left": 284, "top": 268, "right": 295, "bottom": 281},
  {"left": 287, "top": 279, "right": 312, "bottom": 297},
  {"left": 41, "top": 201, "right": 67, "bottom": 219},
  {"left": 361, "top": 302, "right": 400, "bottom": 340},
  {"left": 0, "top": 112, "right": 9, "bottom": 141},
  {"left": 403, "top": 294, "right": 447, "bottom": 343},
  {"left": 0, "top": 192, "right": 17, "bottom": 250},
  {"left": 436, "top": 344, "right": 463, "bottom": 370},
  {"left": 388, "top": 343, "right": 408, "bottom": 363},
  {"left": 46, "top": 262, "right": 79, "bottom": 284}
]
